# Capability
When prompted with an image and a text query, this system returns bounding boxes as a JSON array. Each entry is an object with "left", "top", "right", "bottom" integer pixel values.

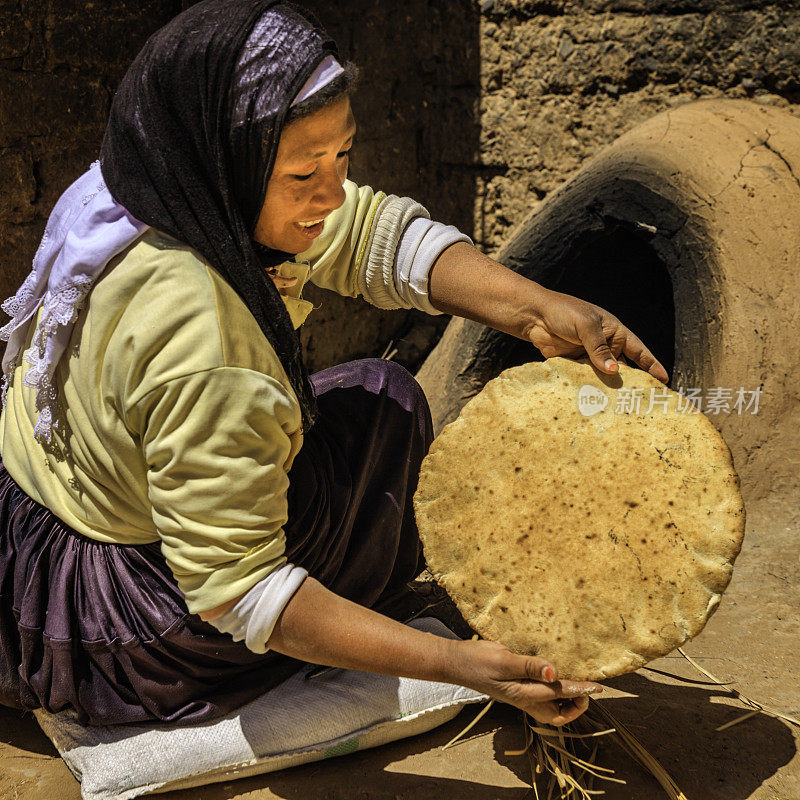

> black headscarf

[{"left": 100, "top": 0, "right": 339, "bottom": 431}]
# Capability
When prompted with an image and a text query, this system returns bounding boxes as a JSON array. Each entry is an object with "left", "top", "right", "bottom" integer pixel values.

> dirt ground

[{"left": 1, "top": 493, "right": 797, "bottom": 800}]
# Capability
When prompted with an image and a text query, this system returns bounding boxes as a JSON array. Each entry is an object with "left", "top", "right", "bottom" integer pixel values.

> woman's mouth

[{"left": 294, "top": 217, "right": 326, "bottom": 238}]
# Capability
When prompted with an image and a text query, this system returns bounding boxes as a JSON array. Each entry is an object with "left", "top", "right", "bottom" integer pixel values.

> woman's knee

[
  {"left": 359, "top": 358, "right": 429, "bottom": 415},
  {"left": 358, "top": 357, "right": 421, "bottom": 393},
  {"left": 311, "top": 358, "right": 433, "bottom": 442}
]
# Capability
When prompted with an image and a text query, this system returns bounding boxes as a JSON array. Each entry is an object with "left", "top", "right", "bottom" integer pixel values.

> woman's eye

[{"left": 290, "top": 150, "right": 351, "bottom": 181}]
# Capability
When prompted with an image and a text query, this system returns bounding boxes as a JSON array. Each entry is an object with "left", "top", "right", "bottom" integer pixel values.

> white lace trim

[
  {"left": 13, "top": 278, "right": 96, "bottom": 442},
  {"left": 0, "top": 275, "right": 38, "bottom": 342},
  {"left": 0, "top": 161, "right": 106, "bottom": 443}
]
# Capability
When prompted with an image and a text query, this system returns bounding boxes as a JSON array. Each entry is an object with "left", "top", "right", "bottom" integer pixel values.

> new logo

[{"left": 577, "top": 384, "right": 608, "bottom": 417}]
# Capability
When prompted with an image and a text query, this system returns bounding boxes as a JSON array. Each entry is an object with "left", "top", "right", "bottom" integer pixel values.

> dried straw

[
  {"left": 443, "top": 700, "right": 495, "bottom": 750},
  {"left": 380, "top": 339, "right": 397, "bottom": 360},
  {"left": 444, "top": 697, "right": 685, "bottom": 799},
  {"left": 442, "top": 647, "right": 800, "bottom": 798},
  {"left": 676, "top": 648, "right": 800, "bottom": 732},
  {"left": 511, "top": 702, "right": 687, "bottom": 800}
]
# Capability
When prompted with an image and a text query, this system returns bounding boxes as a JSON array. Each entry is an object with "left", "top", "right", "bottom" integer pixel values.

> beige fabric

[
  {"left": 355, "top": 195, "right": 429, "bottom": 308},
  {"left": 414, "top": 357, "right": 745, "bottom": 680}
]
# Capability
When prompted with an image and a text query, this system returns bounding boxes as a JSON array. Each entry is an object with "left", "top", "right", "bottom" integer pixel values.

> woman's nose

[{"left": 314, "top": 166, "right": 346, "bottom": 212}]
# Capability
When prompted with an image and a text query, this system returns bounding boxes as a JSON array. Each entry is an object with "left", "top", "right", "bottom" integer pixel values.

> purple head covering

[{"left": 1, "top": 2, "right": 344, "bottom": 443}]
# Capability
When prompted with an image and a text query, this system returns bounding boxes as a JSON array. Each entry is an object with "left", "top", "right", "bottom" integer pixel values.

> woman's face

[{"left": 254, "top": 93, "right": 356, "bottom": 253}]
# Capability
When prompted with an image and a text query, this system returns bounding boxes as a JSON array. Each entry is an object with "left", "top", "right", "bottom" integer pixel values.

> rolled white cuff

[
  {"left": 357, "top": 195, "right": 428, "bottom": 309},
  {"left": 394, "top": 217, "right": 472, "bottom": 315},
  {"left": 206, "top": 563, "right": 308, "bottom": 654}
]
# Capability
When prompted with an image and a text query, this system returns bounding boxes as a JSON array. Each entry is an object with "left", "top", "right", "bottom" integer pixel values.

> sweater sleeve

[
  {"left": 297, "top": 179, "right": 471, "bottom": 313},
  {"left": 134, "top": 365, "right": 300, "bottom": 614}
]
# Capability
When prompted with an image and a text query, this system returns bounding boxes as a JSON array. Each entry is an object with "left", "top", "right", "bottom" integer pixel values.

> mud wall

[
  {"left": 4, "top": 1, "right": 800, "bottom": 367},
  {"left": 475, "top": 0, "right": 800, "bottom": 253},
  {"left": 0, "top": 0, "right": 181, "bottom": 296}
]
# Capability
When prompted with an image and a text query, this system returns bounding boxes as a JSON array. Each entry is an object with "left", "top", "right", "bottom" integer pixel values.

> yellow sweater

[{"left": 0, "top": 180, "right": 390, "bottom": 614}]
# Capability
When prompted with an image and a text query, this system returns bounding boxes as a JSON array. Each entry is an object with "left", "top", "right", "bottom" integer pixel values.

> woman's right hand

[{"left": 451, "top": 638, "right": 603, "bottom": 726}]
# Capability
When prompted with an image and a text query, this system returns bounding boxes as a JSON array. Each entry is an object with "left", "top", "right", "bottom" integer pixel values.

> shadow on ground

[
  {"left": 494, "top": 673, "right": 797, "bottom": 800},
  {"left": 3, "top": 669, "right": 796, "bottom": 800}
]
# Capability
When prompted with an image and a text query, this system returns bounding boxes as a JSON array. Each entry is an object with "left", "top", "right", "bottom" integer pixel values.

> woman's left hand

[
  {"left": 428, "top": 242, "right": 669, "bottom": 384},
  {"left": 523, "top": 287, "right": 669, "bottom": 384}
]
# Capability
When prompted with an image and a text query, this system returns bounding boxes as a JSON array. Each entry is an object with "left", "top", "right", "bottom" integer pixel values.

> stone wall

[{"left": 475, "top": 0, "right": 800, "bottom": 254}]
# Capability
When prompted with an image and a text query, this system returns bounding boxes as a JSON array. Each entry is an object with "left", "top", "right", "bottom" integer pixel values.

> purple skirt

[{"left": 0, "top": 359, "right": 432, "bottom": 726}]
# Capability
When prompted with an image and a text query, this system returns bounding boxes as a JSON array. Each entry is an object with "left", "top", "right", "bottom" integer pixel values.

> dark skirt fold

[{"left": 0, "top": 358, "right": 433, "bottom": 726}]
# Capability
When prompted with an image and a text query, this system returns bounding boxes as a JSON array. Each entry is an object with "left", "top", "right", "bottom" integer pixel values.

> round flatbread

[{"left": 414, "top": 357, "right": 745, "bottom": 680}]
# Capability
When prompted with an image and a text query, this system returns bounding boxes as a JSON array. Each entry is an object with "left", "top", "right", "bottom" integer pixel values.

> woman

[{"left": 0, "top": 1, "right": 668, "bottom": 729}]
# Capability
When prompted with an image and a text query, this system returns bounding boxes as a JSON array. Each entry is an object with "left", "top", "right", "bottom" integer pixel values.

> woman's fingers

[
  {"left": 466, "top": 641, "right": 601, "bottom": 723},
  {"left": 555, "top": 680, "right": 603, "bottom": 699},
  {"left": 510, "top": 679, "right": 602, "bottom": 703},
  {"left": 576, "top": 313, "right": 620, "bottom": 374},
  {"left": 618, "top": 328, "right": 669, "bottom": 384},
  {"left": 528, "top": 696, "right": 591, "bottom": 726},
  {"left": 491, "top": 678, "right": 598, "bottom": 724},
  {"left": 560, "top": 696, "right": 591, "bottom": 724},
  {"left": 465, "top": 644, "right": 600, "bottom": 726},
  {"left": 577, "top": 313, "right": 669, "bottom": 385},
  {"left": 498, "top": 652, "right": 602, "bottom": 702},
  {"left": 521, "top": 655, "right": 558, "bottom": 683},
  {"left": 553, "top": 298, "right": 668, "bottom": 385},
  {"left": 529, "top": 291, "right": 668, "bottom": 384}
]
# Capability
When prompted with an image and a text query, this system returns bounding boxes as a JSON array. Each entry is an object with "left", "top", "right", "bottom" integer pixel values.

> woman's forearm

[
  {"left": 200, "top": 577, "right": 459, "bottom": 685},
  {"left": 267, "top": 577, "right": 459, "bottom": 683},
  {"left": 426, "top": 240, "right": 668, "bottom": 382},
  {"left": 267, "top": 576, "right": 602, "bottom": 726},
  {"left": 427, "top": 241, "right": 547, "bottom": 339}
]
